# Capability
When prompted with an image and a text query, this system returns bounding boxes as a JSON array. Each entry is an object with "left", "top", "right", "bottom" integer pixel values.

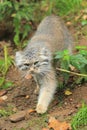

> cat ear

[{"left": 15, "top": 51, "right": 23, "bottom": 58}]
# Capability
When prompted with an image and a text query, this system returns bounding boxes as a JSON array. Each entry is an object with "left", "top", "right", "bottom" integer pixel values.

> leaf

[
  {"left": 55, "top": 50, "right": 69, "bottom": 60},
  {"left": 79, "top": 50, "right": 87, "bottom": 56},
  {"left": 69, "top": 64, "right": 76, "bottom": 71},
  {"left": 81, "top": 20, "right": 87, "bottom": 26},
  {"left": 48, "top": 117, "right": 72, "bottom": 130},
  {"left": 70, "top": 54, "right": 87, "bottom": 70},
  {"left": 14, "top": 33, "right": 20, "bottom": 46},
  {"left": 27, "top": 109, "right": 36, "bottom": 114},
  {"left": 42, "top": 128, "right": 49, "bottom": 130},
  {"left": 22, "top": 24, "right": 31, "bottom": 39},
  {"left": 0, "top": 59, "right": 4, "bottom": 66},
  {"left": 11, "top": 13, "right": 16, "bottom": 17},
  {"left": 63, "top": 50, "right": 69, "bottom": 55},
  {"left": 65, "top": 90, "right": 72, "bottom": 96},
  {"left": 76, "top": 46, "right": 87, "bottom": 50},
  {"left": 0, "top": 77, "right": 5, "bottom": 86},
  {"left": 55, "top": 51, "right": 64, "bottom": 59},
  {"left": 2, "top": 81, "right": 13, "bottom": 89}
]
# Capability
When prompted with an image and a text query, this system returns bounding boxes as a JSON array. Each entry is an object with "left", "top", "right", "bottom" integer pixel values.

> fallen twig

[{"left": 56, "top": 68, "right": 87, "bottom": 77}]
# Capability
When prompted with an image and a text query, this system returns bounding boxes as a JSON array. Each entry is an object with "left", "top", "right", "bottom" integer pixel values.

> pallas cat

[{"left": 15, "top": 15, "right": 73, "bottom": 114}]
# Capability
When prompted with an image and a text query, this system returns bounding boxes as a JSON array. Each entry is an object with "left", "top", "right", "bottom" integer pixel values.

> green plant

[
  {"left": 71, "top": 47, "right": 87, "bottom": 74},
  {"left": 0, "top": 0, "right": 84, "bottom": 48},
  {"left": 54, "top": 46, "right": 87, "bottom": 84},
  {"left": 0, "top": 46, "right": 12, "bottom": 74},
  {"left": 0, "top": 109, "right": 10, "bottom": 117},
  {"left": 56, "top": 0, "right": 82, "bottom": 16},
  {"left": 81, "top": 20, "right": 87, "bottom": 26},
  {"left": 0, "top": 105, "right": 14, "bottom": 117},
  {"left": 71, "top": 104, "right": 87, "bottom": 130},
  {"left": 0, "top": 45, "right": 13, "bottom": 88},
  {"left": 0, "top": 0, "right": 36, "bottom": 47},
  {"left": 41, "top": 0, "right": 82, "bottom": 16}
]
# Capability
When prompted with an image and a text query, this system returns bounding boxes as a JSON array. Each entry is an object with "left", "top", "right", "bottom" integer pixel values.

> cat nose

[{"left": 30, "top": 67, "right": 34, "bottom": 73}]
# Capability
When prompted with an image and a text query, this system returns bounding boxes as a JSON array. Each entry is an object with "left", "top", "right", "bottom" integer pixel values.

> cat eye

[
  {"left": 41, "top": 59, "right": 49, "bottom": 66},
  {"left": 18, "top": 65, "right": 22, "bottom": 68},
  {"left": 44, "top": 59, "right": 49, "bottom": 62},
  {"left": 24, "top": 63, "right": 30, "bottom": 66},
  {"left": 34, "top": 61, "right": 39, "bottom": 65}
]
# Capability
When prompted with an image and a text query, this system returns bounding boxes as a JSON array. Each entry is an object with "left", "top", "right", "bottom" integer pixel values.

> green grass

[
  {"left": 0, "top": 105, "right": 14, "bottom": 117},
  {"left": 40, "top": 0, "right": 83, "bottom": 16},
  {"left": 71, "top": 104, "right": 87, "bottom": 130},
  {"left": 54, "top": 0, "right": 82, "bottom": 16},
  {"left": 0, "top": 109, "right": 11, "bottom": 117},
  {"left": 27, "top": 114, "right": 48, "bottom": 130},
  {"left": 0, "top": 45, "right": 13, "bottom": 88},
  {"left": 0, "top": 0, "right": 85, "bottom": 48}
]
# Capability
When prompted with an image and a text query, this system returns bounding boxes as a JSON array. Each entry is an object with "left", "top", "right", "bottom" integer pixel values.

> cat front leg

[
  {"left": 36, "top": 71, "right": 57, "bottom": 114},
  {"left": 33, "top": 76, "right": 40, "bottom": 94}
]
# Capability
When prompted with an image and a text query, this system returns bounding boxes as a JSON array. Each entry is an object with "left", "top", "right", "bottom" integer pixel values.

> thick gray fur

[{"left": 15, "top": 15, "right": 73, "bottom": 114}]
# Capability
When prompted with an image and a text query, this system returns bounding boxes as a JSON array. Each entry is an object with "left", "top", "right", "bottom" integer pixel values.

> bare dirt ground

[{"left": 0, "top": 30, "right": 87, "bottom": 130}]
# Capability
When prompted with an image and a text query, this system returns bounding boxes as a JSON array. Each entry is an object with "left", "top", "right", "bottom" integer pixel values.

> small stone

[
  {"left": 69, "top": 98, "right": 73, "bottom": 101},
  {"left": 13, "top": 107, "right": 18, "bottom": 112},
  {"left": 64, "top": 102, "right": 68, "bottom": 105},
  {"left": 0, "top": 95, "right": 8, "bottom": 100},
  {"left": 9, "top": 111, "right": 26, "bottom": 122},
  {"left": 25, "top": 95, "right": 30, "bottom": 99},
  {"left": 75, "top": 104, "right": 81, "bottom": 109},
  {"left": 66, "top": 21, "right": 72, "bottom": 26},
  {"left": 68, "top": 110, "right": 74, "bottom": 115}
]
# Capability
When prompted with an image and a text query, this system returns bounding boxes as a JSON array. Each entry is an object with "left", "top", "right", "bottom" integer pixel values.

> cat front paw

[{"left": 36, "top": 104, "right": 47, "bottom": 114}]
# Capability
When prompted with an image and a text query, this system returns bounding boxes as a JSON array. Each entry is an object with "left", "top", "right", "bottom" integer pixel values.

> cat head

[{"left": 15, "top": 47, "right": 52, "bottom": 77}]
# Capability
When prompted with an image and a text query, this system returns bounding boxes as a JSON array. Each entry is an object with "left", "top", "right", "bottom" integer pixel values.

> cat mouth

[{"left": 25, "top": 74, "right": 33, "bottom": 79}]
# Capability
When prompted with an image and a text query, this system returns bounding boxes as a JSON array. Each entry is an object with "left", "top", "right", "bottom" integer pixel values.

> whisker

[{"left": 39, "top": 68, "right": 56, "bottom": 80}]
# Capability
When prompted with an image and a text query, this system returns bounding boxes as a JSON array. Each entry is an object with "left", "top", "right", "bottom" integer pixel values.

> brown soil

[
  {"left": 0, "top": 30, "right": 87, "bottom": 130},
  {"left": 0, "top": 66, "right": 87, "bottom": 130}
]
